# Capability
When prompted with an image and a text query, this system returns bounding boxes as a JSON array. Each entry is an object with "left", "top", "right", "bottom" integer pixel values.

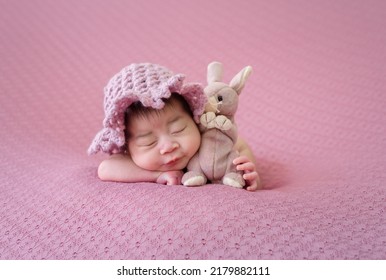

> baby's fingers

[
  {"left": 246, "top": 183, "right": 259, "bottom": 191},
  {"left": 166, "top": 176, "right": 180, "bottom": 185},
  {"left": 243, "top": 171, "right": 258, "bottom": 181},
  {"left": 236, "top": 162, "right": 255, "bottom": 172},
  {"left": 157, "top": 171, "right": 183, "bottom": 185},
  {"left": 233, "top": 156, "right": 250, "bottom": 165}
]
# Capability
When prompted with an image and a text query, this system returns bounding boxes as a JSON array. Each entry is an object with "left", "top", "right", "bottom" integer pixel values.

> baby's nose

[{"left": 160, "top": 140, "right": 179, "bottom": 155}]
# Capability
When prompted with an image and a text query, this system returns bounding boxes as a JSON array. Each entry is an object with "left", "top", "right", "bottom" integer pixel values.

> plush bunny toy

[{"left": 182, "top": 62, "right": 252, "bottom": 188}]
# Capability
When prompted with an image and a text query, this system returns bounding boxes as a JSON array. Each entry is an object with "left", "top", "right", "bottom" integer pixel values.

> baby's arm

[
  {"left": 234, "top": 137, "right": 262, "bottom": 191},
  {"left": 98, "top": 154, "right": 182, "bottom": 185}
]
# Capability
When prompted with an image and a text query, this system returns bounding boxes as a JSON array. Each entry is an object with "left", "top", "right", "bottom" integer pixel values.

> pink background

[{"left": 1, "top": 0, "right": 385, "bottom": 259}]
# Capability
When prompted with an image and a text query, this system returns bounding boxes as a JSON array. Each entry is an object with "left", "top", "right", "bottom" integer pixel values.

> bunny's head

[{"left": 204, "top": 62, "right": 252, "bottom": 117}]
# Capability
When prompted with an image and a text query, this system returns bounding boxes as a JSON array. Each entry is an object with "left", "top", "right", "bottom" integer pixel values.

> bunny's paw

[
  {"left": 223, "top": 172, "right": 245, "bottom": 188},
  {"left": 215, "top": 115, "right": 232, "bottom": 130},
  {"left": 182, "top": 171, "right": 207, "bottom": 186},
  {"left": 200, "top": 112, "right": 216, "bottom": 128}
]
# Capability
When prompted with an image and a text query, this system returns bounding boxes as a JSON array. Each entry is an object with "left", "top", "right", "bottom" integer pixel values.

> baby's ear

[
  {"left": 207, "top": 61, "right": 223, "bottom": 84},
  {"left": 229, "top": 66, "right": 252, "bottom": 95}
]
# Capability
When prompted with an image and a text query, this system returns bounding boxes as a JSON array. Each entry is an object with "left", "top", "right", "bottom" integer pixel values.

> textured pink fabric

[{"left": 1, "top": 0, "right": 385, "bottom": 259}]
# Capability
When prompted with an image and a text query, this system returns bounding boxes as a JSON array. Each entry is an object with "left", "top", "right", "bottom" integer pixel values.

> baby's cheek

[
  {"left": 132, "top": 151, "right": 153, "bottom": 169},
  {"left": 190, "top": 133, "right": 201, "bottom": 155}
]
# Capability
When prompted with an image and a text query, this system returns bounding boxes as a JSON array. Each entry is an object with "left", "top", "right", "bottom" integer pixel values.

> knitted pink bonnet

[{"left": 88, "top": 63, "right": 207, "bottom": 155}]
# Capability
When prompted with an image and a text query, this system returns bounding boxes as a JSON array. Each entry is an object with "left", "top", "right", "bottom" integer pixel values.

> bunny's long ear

[
  {"left": 207, "top": 61, "right": 223, "bottom": 84},
  {"left": 229, "top": 66, "right": 252, "bottom": 95}
]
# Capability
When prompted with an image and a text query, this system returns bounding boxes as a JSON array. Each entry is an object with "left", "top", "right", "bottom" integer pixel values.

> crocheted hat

[{"left": 88, "top": 63, "right": 207, "bottom": 155}]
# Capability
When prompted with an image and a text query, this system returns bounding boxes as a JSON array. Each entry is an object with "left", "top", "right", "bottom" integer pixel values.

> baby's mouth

[{"left": 165, "top": 157, "right": 181, "bottom": 167}]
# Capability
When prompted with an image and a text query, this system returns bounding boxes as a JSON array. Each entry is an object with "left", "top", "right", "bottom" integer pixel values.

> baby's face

[{"left": 127, "top": 101, "right": 201, "bottom": 172}]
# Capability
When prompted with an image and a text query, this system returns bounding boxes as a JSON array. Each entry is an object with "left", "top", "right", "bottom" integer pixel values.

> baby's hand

[
  {"left": 156, "top": 170, "right": 183, "bottom": 185},
  {"left": 233, "top": 156, "right": 262, "bottom": 191}
]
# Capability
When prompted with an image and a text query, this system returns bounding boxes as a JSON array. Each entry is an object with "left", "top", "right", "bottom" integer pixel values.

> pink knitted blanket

[{"left": 1, "top": 0, "right": 385, "bottom": 259}]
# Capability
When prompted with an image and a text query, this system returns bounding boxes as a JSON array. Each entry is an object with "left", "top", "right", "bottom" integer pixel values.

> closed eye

[
  {"left": 137, "top": 139, "right": 157, "bottom": 147},
  {"left": 171, "top": 126, "right": 186, "bottom": 135},
  {"left": 142, "top": 141, "right": 157, "bottom": 147}
]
